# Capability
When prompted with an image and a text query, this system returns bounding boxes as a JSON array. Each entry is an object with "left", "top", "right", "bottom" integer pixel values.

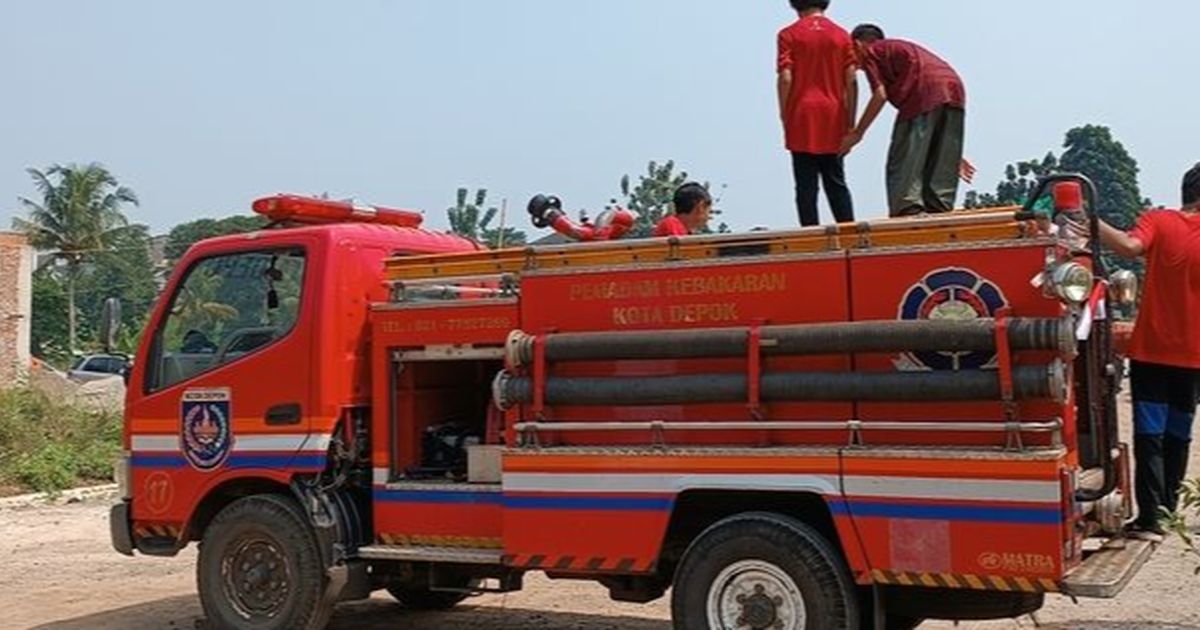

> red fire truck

[{"left": 111, "top": 177, "right": 1153, "bottom": 629}]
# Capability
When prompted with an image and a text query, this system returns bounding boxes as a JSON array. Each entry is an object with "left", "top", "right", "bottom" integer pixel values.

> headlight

[
  {"left": 1050, "top": 262, "right": 1094, "bottom": 304},
  {"left": 1109, "top": 269, "right": 1138, "bottom": 306}
]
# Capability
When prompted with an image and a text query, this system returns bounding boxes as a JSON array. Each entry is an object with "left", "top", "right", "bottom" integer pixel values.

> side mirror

[{"left": 99, "top": 297, "right": 122, "bottom": 354}]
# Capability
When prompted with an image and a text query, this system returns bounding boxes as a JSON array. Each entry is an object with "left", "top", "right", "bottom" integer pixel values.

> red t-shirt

[
  {"left": 1128, "top": 210, "right": 1200, "bottom": 368},
  {"left": 861, "top": 39, "right": 965, "bottom": 122},
  {"left": 654, "top": 215, "right": 689, "bottom": 237},
  {"left": 777, "top": 15, "right": 856, "bottom": 154}
]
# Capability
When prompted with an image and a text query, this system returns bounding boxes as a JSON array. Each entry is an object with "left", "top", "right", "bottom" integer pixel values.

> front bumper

[{"left": 110, "top": 501, "right": 134, "bottom": 556}]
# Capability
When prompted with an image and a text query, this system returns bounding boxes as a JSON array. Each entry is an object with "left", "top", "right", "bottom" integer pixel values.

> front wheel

[
  {"left": 197, "top": 494, "right": 333, "bottom": 630},
  {"left": 672, "top": 512, "right": 859, "bottom": 630}
]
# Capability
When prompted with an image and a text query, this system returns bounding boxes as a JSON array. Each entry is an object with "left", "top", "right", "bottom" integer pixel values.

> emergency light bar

[{"left": 252, "top": 194, "right": 424, "bottom": 228}]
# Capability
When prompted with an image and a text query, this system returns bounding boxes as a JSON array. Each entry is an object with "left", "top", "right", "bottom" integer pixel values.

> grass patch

[{"left": 0, "top": 387, "right": 121, "bottom": 495}]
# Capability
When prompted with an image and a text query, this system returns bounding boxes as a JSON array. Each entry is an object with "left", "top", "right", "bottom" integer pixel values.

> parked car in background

[{"left": 67, "top": 354, "right": 130, "bottom": 383}]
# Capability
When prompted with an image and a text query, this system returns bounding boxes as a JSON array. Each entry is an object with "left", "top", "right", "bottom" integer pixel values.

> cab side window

[{"left": 148, "top": 249, "right": 306, "bottom": 391}]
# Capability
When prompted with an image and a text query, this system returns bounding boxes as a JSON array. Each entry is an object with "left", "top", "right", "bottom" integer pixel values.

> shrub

[{"left": 0, "top": 387, "right": 122, "bottom": 495}]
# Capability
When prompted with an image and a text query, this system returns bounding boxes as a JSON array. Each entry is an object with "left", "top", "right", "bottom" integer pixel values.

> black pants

[
  {"left": 1130, "top": 360, "right": 1199, "bottom": 528},
  {"left": 791, "top": 153, "right": 854, "bottom": 227}
]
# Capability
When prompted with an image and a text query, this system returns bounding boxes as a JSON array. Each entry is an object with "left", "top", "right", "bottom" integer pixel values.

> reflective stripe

[
  {"left": 503, "top": 472, "right": 1058, "bottom": 504},
  {"left": 843, "top": 475, "right": 1060, "bottom": 503},
  {"left": 131, "top": 436, "right": 179, "bottom": 452},
  {"left": 373, "top": 468, "right": 391, "bottom": 485},
  {"left": 503, "top": 473, "right": 839, "bottom": 495},
  {"left": 132, "top": 433, "right": 331, "bottom": 453}
]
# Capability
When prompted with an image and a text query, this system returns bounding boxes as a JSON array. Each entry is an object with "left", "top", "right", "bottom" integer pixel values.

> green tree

[
  {"left": 965, "top": 154, "right": 1060, "bottom": 210},
  {"left": 613, "top": 160, "right": 728, "bottom": 237},
  {"left": 75, "top": 224, "right": 158, "bottom": 353},
  {"left": 163, "top": 267, "right": 239, "bottom": 350},
  {"left": 164, "top": 215, "right": 268, "bottom": 264},
  {"left": 447, "top": 188, "right": 526, "bottom": 249},
  {"left": 30, "top": 269, "right": 69, "bottom": 363},
  {"left": 13, "top": 163, "right": 138, "bottom": 355},
  {"left": 29, "top": 225, "right": 158, "bottom": 362},
  {"left": 963, "top": 126, "right": 1150, "bottom": 274}
]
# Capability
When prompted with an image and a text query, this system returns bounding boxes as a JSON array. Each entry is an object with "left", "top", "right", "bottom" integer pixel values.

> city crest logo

[
  {"left": 181, "top": 388, "right": 232, "bottom": 471},
  {"left": 895, "top": 267, "right": 1009, "bottom": 372}
]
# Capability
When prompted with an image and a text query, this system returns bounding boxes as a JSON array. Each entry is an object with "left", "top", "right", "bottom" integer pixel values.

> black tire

[
  {"left": 886, "top": 616, "right": 924, "bottom": 630},
  {"left": 386, "top": 582, "right": 474, "bottom": 610},
  {"left": 198, "top": 494, "right": 333, "bottom": 630},
  {"left": 672, "top": 512, "right": 859, "bottom": 630}
]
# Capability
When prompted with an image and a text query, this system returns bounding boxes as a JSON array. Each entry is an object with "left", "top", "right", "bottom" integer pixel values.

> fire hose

[
  {"left": 504, "top": 318, "right": 1075, "bottom": 368},
  {"left": 492, "top": 361, "right": 1065, "bottom": 409}
]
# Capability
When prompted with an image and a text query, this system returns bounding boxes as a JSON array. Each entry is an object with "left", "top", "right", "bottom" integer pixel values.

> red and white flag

[{"left": 1076, "top": 283, "right": 1108, "bottom": 341}]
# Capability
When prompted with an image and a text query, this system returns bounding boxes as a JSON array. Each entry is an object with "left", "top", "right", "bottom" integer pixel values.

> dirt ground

[
  {"left": 3, "top": 394, "right": 1199, "bottom": 630},
  {"left": 1, "top": 500, "right": 1197, "bottom": 630}
]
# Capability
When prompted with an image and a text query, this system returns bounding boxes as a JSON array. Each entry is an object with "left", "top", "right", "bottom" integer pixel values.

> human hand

[
  {"left": 959, "top": 158, "right": 977, "bottom": 184},
  {"left": 839, "top": 131, "right": 863, "bottom": 156}
]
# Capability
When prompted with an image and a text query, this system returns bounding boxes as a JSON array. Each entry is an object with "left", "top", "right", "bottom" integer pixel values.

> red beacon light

[{"left": 251, "top": 194, "right": 424, "bottom": 229}]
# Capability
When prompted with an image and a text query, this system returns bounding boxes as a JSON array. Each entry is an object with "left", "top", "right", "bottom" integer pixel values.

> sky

[{"left": 1, "top": 1, "right": 1197, "bottom": 236}]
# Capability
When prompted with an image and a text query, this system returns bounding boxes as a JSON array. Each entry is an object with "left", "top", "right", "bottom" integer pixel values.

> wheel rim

[
  {"left": 221, "top": 533, "right": 292, "bottom": 620},
  {"left": 706, "top": 559, "right": 806, "bottom": 630}
]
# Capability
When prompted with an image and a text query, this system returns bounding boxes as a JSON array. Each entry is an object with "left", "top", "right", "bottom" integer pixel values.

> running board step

[
  {"left": 357, "top": 545, "right": 503, "bottom": 565},
  {"left": 1062, "top": 537, "right": 1156, "bottom": 598}
]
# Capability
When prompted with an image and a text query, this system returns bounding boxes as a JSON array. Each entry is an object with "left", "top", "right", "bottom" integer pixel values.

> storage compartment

[{"left": 391, "top": 358, "right": 504, "bottom": 481}]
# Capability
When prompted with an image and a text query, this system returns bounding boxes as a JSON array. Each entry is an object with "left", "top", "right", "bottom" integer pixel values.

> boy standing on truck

[
  {"left": 654, "top": 183, "right": 712, "bottom": 237},
  {"left": 842, "top": 25, "right": 967, "bottom": 217},
  {"left": 1089, "top": 163, "right": 1200, "bottom": 541},
  {"left": 777, "top": 0, "right": 857, "bottom": 227}
]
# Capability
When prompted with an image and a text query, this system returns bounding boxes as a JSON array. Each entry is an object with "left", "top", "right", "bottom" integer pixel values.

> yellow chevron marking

[
  {"left": 990, "top": 576, "right": 1012, "bottom": 591},
  {"left": 964, "top": 574, "right": 987, "bottom": 590},
  {"left": 1039, "top": 578, "right": 1059, "bottom": 592},
  {"left": 376, "top": 534, "right": 503, "bottom": 549},
  {"left": 919, "top": 574, "right": 939, "bottom": 588},
  {"left": 895, "top": 573, "right": 914, "bottom": 586},
  {"left": 1014, "top": 577, "right": 1035, "bottom": 592},
  {"left": 871, "top": 569, "right": 888, "bottom": 583},
  {"left": 939, "top": 573, "right": 960, "bottom": 588}
]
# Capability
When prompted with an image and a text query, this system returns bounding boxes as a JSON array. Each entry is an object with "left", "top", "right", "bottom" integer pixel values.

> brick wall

[{"left": 0, "top": 232, "right": 33, "bottom": 385}]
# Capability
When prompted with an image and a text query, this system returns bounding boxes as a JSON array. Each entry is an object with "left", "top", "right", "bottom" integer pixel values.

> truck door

[{"left": 127, "top": 243, "right": 316, "bottom": 523}]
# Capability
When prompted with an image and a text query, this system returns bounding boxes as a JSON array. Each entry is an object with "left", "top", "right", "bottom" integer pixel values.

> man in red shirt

[
  {"left": 842, "top": 25, "right": 966, "bottom": 217},
  {"left": 653, "top": 183, "right": 711, "bottom": 237},
  {"left": 777, "top": 0, "right": 857, "bottom": 227},
  {"left": 1092, "top": 163, "right": 1200, "bottom": 540}
]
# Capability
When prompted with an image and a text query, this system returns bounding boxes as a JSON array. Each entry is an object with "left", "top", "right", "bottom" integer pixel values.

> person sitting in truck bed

[
  {"left": 654, "top": 182, "right": 712, "bottom": 237},
  {"left": 1087, "top": 162, "right": 1200, "bottom": 542}
]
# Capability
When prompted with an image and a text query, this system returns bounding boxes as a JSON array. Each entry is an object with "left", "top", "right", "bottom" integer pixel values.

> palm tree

[
  {"left": 446, "top": 188, "right": 526, "bottom": 249},
  {"left": 14, "top": 163, "right": 138, "bottom": 355}
]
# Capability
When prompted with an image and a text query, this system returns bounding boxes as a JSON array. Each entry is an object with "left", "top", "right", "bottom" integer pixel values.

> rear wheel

[
  {"left": 672, "top": 512, "right": 858, "bottom": 630},
  {"left": 197, "top": 495, "right": 333, "bottom": 630}
]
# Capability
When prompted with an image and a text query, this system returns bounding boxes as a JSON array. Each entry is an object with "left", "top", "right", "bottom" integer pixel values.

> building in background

[{"left": 0, "top": 232, "right": 33, "bottom": 384}]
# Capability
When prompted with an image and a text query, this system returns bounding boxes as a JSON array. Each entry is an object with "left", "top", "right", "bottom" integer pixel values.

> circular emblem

[
  {"left": 978, "top": 552, "right": 1003, "bottom": 571},
  {"left": 182, "top": 392, "right": 232, "bottom": 471},
  {"left": 898, "top": 268, "right": 1009, "bottom": 371},
  {"left": 143, "top": 471, "right": 174, "bottom": 515}
]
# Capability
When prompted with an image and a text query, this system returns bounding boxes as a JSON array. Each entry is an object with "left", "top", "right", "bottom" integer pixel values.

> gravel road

[{"left": 4, "top": 393, "right": 1199, "bottom": 629}]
